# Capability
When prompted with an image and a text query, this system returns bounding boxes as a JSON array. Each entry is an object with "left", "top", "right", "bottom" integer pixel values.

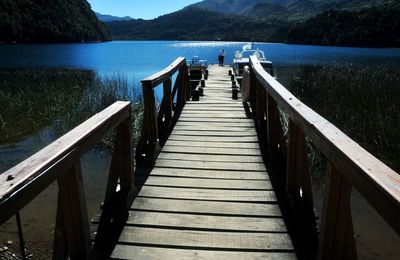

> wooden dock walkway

[
  {"left": 2, "top": 56, "right": 399, "bottom": 260},
  {"left": 110, "top": 65, "right": 296, "bottom": 259}
]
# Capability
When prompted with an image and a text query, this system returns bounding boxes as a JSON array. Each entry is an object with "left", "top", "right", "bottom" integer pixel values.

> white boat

[{"left": 233, "top": 43, "right": 274, "bottom": 77}]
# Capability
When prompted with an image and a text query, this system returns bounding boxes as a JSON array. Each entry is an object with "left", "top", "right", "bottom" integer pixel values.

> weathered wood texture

[
  {"left": 137, "top": 57, "right": 191, "bottom": 162},
  {"left": 0, "top": 102, "right": 135, "bottom": 260},
  {"left": 111, "top": 65, "right": 295, "bottom": 259},
  {"left": 249, "top": 55, "right": 400, "bottom": 258}
]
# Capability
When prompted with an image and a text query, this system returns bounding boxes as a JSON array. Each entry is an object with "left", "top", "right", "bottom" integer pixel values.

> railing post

[
  {"left": 177, "top": 67, "right": 186, "bottom": 108},
  {"left": 286, "top": 120, "right": 318, "bottom": 255},
  {"left": 266, "top": 92, "right": 287, "bottom": 163},
  {"left": 92, "top": 115, "right": 135, "bottom": 258},
  {"left": 184, "top": 65, "right": 192, "bottom": 102},
  {"left": 54, "top": 162, "right": 90, "bottom": 260},
  {"left": 249, "top": 66, "right": 257, "bottom": 113},
  {"left": 318, "top": 163, "right": 357, "bottom": 260},
  {"left": 256, "top": 80, "right": 267, "bottom": 132},
  {"left": 138, "top": 81, "right": 161, "bottom": 162},
  {"left": 158, "top": 77, "right": 172, "bottom": 139}
]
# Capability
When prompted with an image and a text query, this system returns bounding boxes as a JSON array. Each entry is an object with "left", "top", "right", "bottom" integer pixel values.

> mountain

[
  {"left": 106, "top": 7, "right": 288, "bottom": 42},
  {"left": 95, "top": 12, "right": 132, "bottom": 22},
  {"left": 287, "top": 3, "right": 400, "bottom": 47},
  {"left": 187, "top": 0, "right": 289, "bottom": 15},
  {"left": 0, "top": 0, "right": 110, "bottom": 43},
  {"left": 105, "top": 0, "right": 400, "bottom": 47},
  {"left": 188, "top": 0, "right": 391, "bottom": 20}
]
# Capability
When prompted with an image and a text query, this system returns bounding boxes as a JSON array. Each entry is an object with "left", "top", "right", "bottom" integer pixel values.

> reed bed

[
  {"left": 288, "top": 65, "right": 400, "bottom": 175},
  {"left": 0, "top": 68, "right": 143, "bottom": 145}
]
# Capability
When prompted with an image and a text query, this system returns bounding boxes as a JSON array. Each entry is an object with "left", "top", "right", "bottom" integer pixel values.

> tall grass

[
  {"left": 289, "top": 65, "right": 400, "bottom": 174},
  {"left": 0, "top": 68, "right": 143, "bottom": 145}
]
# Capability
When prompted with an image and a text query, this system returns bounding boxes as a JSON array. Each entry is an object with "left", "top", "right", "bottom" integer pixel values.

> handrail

[
  {"left": 0, "top": 101, "right": 135, "bottom": 259},
  {"left": 142, "top": 57, "right": 186, "bottom": 88},
  {"left": 249, "top": 55, "right": 400, "bottom": 258},
  {"left": 137, "top": 57, "right": 191, "bottom": 163}
]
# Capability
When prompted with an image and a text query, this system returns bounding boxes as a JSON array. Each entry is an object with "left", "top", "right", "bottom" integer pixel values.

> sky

[{"left": 87, "top": 0, "right": 202, "bottom": 19}]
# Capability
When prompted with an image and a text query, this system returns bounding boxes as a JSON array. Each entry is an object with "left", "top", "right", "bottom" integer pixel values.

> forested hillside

[
  {"left": 188, "top": 0, "right": 391, "bottom": 20},
  {"left": 0, "top": 0, "right": 110, "bottom": 43},
  {"left": 106, "top": 1, "right": 400, "bottom": 47},
  {"left": 287, "top": 3, "right": 400, "bottom": 47},
  {"left": 106, "top": 7, "right": 288, "bottom": 42}
]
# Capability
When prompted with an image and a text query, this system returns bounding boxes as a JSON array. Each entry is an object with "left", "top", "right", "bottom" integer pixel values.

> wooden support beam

[
  {"left": 318, "top": 163, "right": 357, "bottom": 260},
  {"left": 92, "top": 116, "right": 135, "bottom": 258},
  {"left": 56, "top": 162, "right": 90, "bottom": 260},
  {"left": 287, "top": 120, "right": 318, "bottom": 255},
  {"left": 267, "top": 92, "right": 287, "bottom": 157},
  {"left": 157, "top": 77, "right": 172, "bottom": 138}
]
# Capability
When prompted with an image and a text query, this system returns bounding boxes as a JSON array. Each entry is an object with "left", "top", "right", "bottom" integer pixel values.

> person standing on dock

[{"left": 218, "top": 49, "right": 225, "bottom": 66}]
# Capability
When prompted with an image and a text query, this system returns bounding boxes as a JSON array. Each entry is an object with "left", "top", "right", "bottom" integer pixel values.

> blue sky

[{"left": 87, "top": 0, "right": 201, "bottom": 19}]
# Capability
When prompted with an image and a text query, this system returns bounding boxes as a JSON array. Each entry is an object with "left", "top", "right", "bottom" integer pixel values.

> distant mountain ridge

[
  {"left": 188, "top": 0, "right": 391, "bottom": 19},
  {"left": 95, "top": 12, "right": 132, "bottom": 22},
  {"left": 105, "top": 0, "right": 400, "bottom": 47},
  {"left": 0, "top": 0, "right": 110, "bottom": 43}
]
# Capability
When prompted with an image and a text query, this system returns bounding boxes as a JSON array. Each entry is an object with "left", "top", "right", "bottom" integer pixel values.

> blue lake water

[
  {"left": 1, "top": 40, "right": 400, "bottom": 171},
  {"left": 1, "top": 41, "right": 400, "bottom": 79}
]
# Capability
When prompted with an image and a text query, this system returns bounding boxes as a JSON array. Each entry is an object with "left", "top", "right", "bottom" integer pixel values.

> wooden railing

[
  {"left": 248, "top": 55, "right": 400, "bottom": 259},
  {"left": 0, "top": 101, "right": 135, "bottom": 259},
  {"left": 136, "top": 57, "right": 191, "bottom": 163}
]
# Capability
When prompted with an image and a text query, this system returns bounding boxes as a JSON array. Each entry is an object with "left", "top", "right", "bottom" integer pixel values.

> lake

[
  {"left": 1, "top": 41, "right": 400, "bottom": 258},
  {"left": 2, "top": 40, "right": 400, "bottom": 172}
]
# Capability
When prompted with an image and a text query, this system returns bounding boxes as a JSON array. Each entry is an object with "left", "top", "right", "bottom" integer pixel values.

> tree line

[
  {"left": 0, "top": 0, "right": 110, "bottom": 43},
  {"left": 106, "top": 3, "right": 400, "bottom": 48}
]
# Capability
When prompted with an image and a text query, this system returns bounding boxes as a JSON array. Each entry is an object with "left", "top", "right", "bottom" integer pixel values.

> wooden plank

[
  {"left": 179, "top": 113, "right": 249, "bottom": 119},
  {"left": 183, "top": 107, "right": 244, "bottom": 111},
  {"left": 131, "top": 197, "right": 280, "bottom": 216},
  {"left": 173, "top": 125, "right": 253, "bottom": 132},
  {"left": 170, "top": 130, "right": 257, "bottom": 137},
  {"left": 111, "top": 245, "right": 297, "bottom": 260},
  {"left": 161, "top": 146, "right": 261, "bottom": 156},
  {"left": 156, "top": 159, "right": 266, "bottom": 172},
  {"left": 175, "top": 121, "right": 254, "bottom": 127},
  {"left": 168, "top": 135, "right": 259, "bottom": 143},
  {"left": 125, "top": 211, "right": 286, "bottom": 232},
  {"left": 145, "top": 176, "right": 272, "bottom": 190},
  {"left": 116, "top": 227, "right": 294, "bottom": 250},
  {"left": 150, "top": 167, "right": 269, "bottom": 180},
  {"left": 138, "top": 186, "right": 276, "bottom": 202},
  {"left": 164, "top": 140, "right": 260, "bottom": 149},
  {"left": 178, "top": 118, "right": 254, "bottom": 123},
  {"left": 157, "top": 152, "right": 263, "bottom": 163}
]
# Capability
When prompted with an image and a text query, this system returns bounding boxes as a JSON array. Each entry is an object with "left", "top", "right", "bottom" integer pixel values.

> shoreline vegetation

[
  {"left": 0, "top": 68, "right": 143, "bottom": 146},
  {"left": 289, "top": 65, "right": 400, "bottom": 175}
]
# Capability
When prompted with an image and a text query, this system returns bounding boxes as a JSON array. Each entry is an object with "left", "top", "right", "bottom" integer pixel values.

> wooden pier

[
  {"left": 110, "top": 65, "right": 295, "bottom": 259},
  {"left": 0, "top": 56, "right": 399, "bottom": 260}
]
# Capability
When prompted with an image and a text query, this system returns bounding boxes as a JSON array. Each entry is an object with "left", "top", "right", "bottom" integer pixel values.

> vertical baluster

[
  {"left": 318, "top": 163, "right": 357, "bottom": 260},
  {"left": 256, "top": 81, "right": 267, "bottom": 139},
  {"left": 249, "top": 67, "right": 257, "bottom": 113},
  {"left": 55, "top": 162, "right": 90, "bottom": 260},
  {"left": 93, "top": 115, "right": 135, "bottom": 257},
  {"left": 157, "top": 77, "right": 172, "bottom": 138},
  {"left": 184, "top": 65, "right": 192, "bottom": 102},
  {"left": 138, "top": 81, "right": 160, "bottom": 162},
  {"left": 267, "top": 92, "right": 287, "bottom": 156},
  {"left": 287, "top": 120, "right": 318, "bottom": 254},
  {"left": 177, "top": 67, "right": 186, "bottom": 108}
]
